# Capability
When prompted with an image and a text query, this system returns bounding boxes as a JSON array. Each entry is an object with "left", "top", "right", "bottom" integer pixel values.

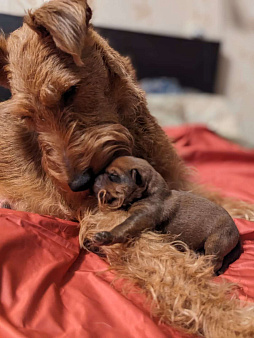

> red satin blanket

[{"left": 0, "top": 125, "right": 253, "bottom": 338}]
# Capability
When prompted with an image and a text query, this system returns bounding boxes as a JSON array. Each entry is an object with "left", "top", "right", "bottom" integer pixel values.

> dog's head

[
  {"left": 0, "top": 0, "right": 135, "bottom": 192},
  {"left": 93, "top": 156, "right": 155, "bottom": 209}
]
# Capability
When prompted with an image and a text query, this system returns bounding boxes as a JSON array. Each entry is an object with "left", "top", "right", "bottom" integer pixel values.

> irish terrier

[
  {"left": 0, "top": 0, "right": 254, "bottom": 336},
  {"left": 0, "top": 0, "right": 188, "bottom": 219},
  {"left": 0, "top": 0, "right": 253, "bottom": 221}
]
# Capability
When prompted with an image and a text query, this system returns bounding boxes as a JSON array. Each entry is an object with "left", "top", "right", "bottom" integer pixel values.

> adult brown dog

[
  {"left": 0, "top": 0, "right": 253, "bottom": 221},
  {"left": 92, "top": 156, "right": 241, "bottom": 274},
  {"left": 0, "top": 0, "right": 188, "bottom": 219},
  {"left": 0, "top": 1, "right": 254, "bottom": 336}
]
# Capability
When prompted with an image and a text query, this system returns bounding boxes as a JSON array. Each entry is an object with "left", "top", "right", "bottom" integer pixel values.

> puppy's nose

[
  {"left": 93, "top": 175, "right": 104, "bottom": 195},
  {"left": 68, "top": 168, "right": 94, "bottom": 192}
]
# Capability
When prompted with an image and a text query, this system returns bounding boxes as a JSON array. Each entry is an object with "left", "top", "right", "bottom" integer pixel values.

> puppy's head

[{"left": 93, "top": 156, "right": 152, "bottom": 209}]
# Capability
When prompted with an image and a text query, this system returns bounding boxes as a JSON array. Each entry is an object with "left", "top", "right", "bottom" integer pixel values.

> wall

[
  {"left": 92, "top": 0, "right": 222, "bottom": 41},
  {"left": 0, "top": 0, "right": 43, "bottom": 16}
]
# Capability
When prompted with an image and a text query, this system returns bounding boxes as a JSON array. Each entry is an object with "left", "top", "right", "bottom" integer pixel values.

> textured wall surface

[
  {"left": 92, "top": 0, "right": 222, "bottom": 40},
  {"left": 0, "top": 0, "right": 43, "bottom": 16}
]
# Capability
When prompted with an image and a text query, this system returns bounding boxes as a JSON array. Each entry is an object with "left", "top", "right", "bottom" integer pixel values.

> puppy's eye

[
  {"left": 108, "top": 173, "right": 121, "bottom": 183},
  {"left": 62, "top": 85, "right": 78, "bottom": 105}
]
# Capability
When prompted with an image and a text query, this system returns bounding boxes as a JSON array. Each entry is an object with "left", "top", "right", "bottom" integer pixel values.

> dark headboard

[
  {"left": 0, "top": 14, "right": 23, "bottom": 101},
  {"left": 0, "top": 13, "right": 220, "bottom": 101},
  {"left": 0, "top": 13, "right": 23, "bottom": 34},
  {"left": 96, "top": 27, "right": 220, "bottom": 93}
]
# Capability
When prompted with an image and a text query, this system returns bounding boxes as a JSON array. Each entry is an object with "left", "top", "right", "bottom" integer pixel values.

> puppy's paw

[
  {"left": 83, "top": 239, "right": 106, "bottom": 257},
  {"left": 93, "top": 231, "right": 114, "bottom": 245}
]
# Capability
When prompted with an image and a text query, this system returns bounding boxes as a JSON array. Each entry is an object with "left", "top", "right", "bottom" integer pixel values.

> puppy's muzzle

[
  {"left": 93, "top": 174, "right": 107, "bottom": 195},
  {"left": 68, "top": 168, "right": 94, "bottom": 192}
]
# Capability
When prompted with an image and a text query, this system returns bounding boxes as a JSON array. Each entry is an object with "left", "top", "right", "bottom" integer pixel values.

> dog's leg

[
  {"left": 204, "top": 228, "right": 240, "bottom": 274},
  {"left": 93, "top": 199, "right": 163, "bottom": 245},
  {"left": 93, "top": 212, "right": 155, "bottom": 245},
  {"left": 216, "top": 240, "right": 242, "bottom": 275},
  {"left": 204, "top": 235, "right": 224, "bottom": 273}
]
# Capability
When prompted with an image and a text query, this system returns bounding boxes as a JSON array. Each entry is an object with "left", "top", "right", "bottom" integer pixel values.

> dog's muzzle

[{"left": 68, "top": 168, "right": 94, "bottom": 192}]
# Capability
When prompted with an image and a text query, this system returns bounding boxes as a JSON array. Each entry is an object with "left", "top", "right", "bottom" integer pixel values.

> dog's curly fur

[{"left": 0, "top": 0, "right": 254, "bottom": 336}]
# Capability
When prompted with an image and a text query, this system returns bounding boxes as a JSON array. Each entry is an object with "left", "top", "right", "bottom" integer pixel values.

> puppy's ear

[
  {"left": 24, "top": 0, "right": 92, "bottom": 66},
  {"left": 0, "top": 34, "right": 9, "bottom": 88},
  {"left": 131, "top": 169, "right": 143, "bottom": 186}
]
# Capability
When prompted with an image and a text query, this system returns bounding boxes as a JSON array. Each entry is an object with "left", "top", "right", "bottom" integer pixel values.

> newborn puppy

[{"left": 92, "top": 156, "right": 241, "bottom": 274}]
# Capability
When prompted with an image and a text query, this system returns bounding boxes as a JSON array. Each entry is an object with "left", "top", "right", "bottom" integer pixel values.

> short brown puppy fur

[{"left": 93, "top": 156, "right": 241, "bottom": 274}]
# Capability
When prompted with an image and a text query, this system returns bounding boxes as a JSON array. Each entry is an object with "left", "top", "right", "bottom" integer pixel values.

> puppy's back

[{"left": 163, "top": 190, "right": 238, "bottom": 250}]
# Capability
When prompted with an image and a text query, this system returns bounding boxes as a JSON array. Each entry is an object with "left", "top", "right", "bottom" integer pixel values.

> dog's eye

[
  {"left": 108, "top": 173, "right": 121, "bottom": 183},
  {"left": 62, "top": 85, "right": 78, "bottom": 105}
]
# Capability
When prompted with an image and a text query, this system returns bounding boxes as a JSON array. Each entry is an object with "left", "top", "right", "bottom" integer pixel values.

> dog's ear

[
  {"left": 131, "top": 169, "right": 143, "bottom": 186},
  {"left": 24, "top": 0, "right": 92, "bottom": 66},
  {"left": 0, "top": 34, "right": 9, "bottom": 88},
  {"left": 96, "top": 35, "right": 130, "bottom": 78}
]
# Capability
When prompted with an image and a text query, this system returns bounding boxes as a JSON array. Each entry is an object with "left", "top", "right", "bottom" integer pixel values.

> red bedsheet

[{"left": 0, "top": 125, "right": 253, "bottom": 338}]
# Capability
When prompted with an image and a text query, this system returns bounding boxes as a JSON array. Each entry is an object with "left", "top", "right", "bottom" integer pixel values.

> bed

[
  {"left": 0, "top": 16, "right": 254, "bottom": 337},
  {"left": 0, "top": 125, "right": 254, "bottom": 337}
]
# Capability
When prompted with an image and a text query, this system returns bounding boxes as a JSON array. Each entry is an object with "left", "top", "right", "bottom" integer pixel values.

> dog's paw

[
  {"left": 93, "top": 231, "right": 114, "bottom": 245},
  {"left": 0, "top": 200, "right": 12, "bottom": 209},
  {"left": 83, "top": 239, "right": 106, "bottom": 257}
]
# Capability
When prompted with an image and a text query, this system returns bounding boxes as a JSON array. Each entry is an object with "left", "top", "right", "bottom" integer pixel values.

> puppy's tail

[{"left": 80, "top": 211, "right": 254, "bottom": 338}]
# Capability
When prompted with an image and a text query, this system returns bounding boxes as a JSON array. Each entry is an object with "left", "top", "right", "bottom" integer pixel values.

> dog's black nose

[{"left": 68, "top": 168, "right": 94, "bottom": 192}]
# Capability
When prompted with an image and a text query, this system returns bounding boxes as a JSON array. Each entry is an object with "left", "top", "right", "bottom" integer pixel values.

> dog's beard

[{"left": 40, "top": 123, "right": 134, "bottom": 191}]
